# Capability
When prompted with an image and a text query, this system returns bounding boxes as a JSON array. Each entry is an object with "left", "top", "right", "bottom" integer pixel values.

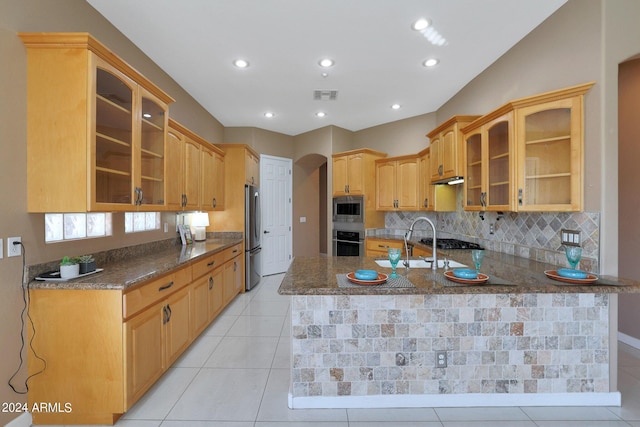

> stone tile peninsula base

[{"left": 288, "top": 293, "right": 621, "bottom": 409}]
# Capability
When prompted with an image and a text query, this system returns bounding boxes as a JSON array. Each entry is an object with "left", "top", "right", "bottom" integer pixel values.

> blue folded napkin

[
  {"left": 355, "top": 270, "right": 379, "bottom": 280},
  {"left": 452, "top": 268, "right": 478, "bottom": 279},
  {"left": 557, "top": 268, "right": 588, "bottom": 279}
]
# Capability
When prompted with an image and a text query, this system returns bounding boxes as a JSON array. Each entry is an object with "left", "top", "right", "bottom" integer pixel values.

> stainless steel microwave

[{"left": 333, "top": 196, "right": 364, "bottom": 223}]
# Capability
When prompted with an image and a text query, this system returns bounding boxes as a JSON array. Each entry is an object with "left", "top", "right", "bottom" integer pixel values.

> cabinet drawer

[
  {"left": 123, "top": 267, "right": 192, "bottom": 319},
  {"left": 192, "top": 250, "right": 225, "bottom": 279},
  {"left": 224, "top": 244, "right": 243, "bottom": 262},
  {"left": 365, "top": 238, "right": 404, "bottom": 251}
]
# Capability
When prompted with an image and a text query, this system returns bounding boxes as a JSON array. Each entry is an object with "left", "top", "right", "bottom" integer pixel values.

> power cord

[{"left": 8, "top": 241, "right": 46, "bottom": 394}]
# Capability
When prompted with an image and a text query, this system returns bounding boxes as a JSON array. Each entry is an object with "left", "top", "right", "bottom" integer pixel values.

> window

[
  {"left": 124, "top": 212, "right": 161, "bottom": 233},
  {"left": 45, "top": 213, "right": 112, "bottom": 243}
]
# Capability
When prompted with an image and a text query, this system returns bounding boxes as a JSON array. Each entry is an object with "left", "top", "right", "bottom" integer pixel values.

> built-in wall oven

[
  {"left": 332, "top": 227, "right": 364, "bottom": 256},
  {"left": 333, "top": 196, "right": 365, "bottom": 256}
]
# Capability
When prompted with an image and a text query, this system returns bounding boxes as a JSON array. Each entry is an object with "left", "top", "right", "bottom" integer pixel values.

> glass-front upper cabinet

[
  {"left": 463, "top": 113, "right": 514, "bottom": 212},
  {"left": 95, "top": 67, "right": 135, "bottom": 205},
  {"left": 20, "top": 33, "right": 174, "bottom": 213},
  {"left": 516, "top": 97, "right": 583, "bottom": 211}
]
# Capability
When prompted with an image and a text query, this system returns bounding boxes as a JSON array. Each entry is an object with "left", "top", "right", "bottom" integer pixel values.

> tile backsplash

[{"left": 382, "top": 191, "right": 600, "bottom": 273}]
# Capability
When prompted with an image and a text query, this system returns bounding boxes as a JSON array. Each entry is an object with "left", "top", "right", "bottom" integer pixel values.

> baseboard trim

[
  {"left": 619, "top": 332, "right": 640, "bottom": 350},
  {"left": 288, "top": 391, "right": 621, "bottom": 409}
]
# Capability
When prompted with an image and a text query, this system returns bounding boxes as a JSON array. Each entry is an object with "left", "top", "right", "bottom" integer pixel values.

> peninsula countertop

[
  {"left": 278, "top": 249, "right": 640, "bottom": 295},
  {"left": 29, "top": 238, "right": 243, "bottom": 291}
]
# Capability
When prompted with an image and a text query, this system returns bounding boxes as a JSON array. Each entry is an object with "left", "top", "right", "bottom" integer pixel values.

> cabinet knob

[{"left": 518, "top": 188, "right": 523, "bottom": 206}]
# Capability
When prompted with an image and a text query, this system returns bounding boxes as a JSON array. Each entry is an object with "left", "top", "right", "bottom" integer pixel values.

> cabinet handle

[
  {"left": 209, "top": 276, "right": 214, "bottom": 290},
  {"left": 207, "top": 260, "right": 216, "bottom": 267},
  {"left": 158, "top": 281, "right": 174, "bottom": 291},
  {"left": 162, "top": 306, "right": 169, "bottom": 325},
  {"left": 166, "top": 304, "right": 172, "bottom": 323},
  {"left": 378, "top": 244, "right": 390, "bottom": 248},
  {"left": 518, "top": 188, "right": 523, "bottom": 206},
  {"left": 232, "top": 249, "right": 239, "bottom": 254},
  {"left": 212, "top": 198, "right": 217, "bottom": 208},
  {"left": 424, "top": 198, "right": 428, "bottom": 208},
  {"left": 234, "top": 261, "right": 238, "bottom": 272},
  {"left": 438, "top": 165, "right": 443, "bottom": 176},
  {"left": 480, "top": 192, "right": 487, "bottom": 208}
]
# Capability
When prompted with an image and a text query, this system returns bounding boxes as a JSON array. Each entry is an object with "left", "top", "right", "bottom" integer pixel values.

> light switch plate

[{"left": 561, "top": 229, "right": 580, "bottom": 246}]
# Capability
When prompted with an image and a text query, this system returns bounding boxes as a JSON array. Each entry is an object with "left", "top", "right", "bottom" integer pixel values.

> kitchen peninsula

[{"left": 278, "top": 248, "right": 640, "bottom": 410}]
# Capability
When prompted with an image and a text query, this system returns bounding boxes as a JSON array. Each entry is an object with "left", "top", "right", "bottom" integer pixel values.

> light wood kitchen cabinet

[
  {"left": 211, "top": 144, "right": 261, "bottom": 231},
  {"left": 365, "top": 237, "right": 407, "bottom": 257},
  {"left": 332, "top": 149, "right": 387, "bottom": 196},
  {"left": 167, "top": 119, "right": 225, "bottom": 211},
  {"left": 246, "top": 150, "right": 260, "bottom": 186},
  {"left": 27, "top": 242, "right": 244, "bottom": 425},
  {"left": 427, "top": 116, "right": 480, "bottom": 184},
  {"left": 223, "top": 244, "right": 244, "bottom": 304},
  {"left": 515, "top": 85, "right": 592, "bottom": 211},
  {"left": 462, "top": 82, "right": 594, "bottom": 212},
  {"left": 375, "top": 155, "right": 420, "bottom": 211},
  {"left": 202, "top": 144, "right": 225, "bottom": 210},
  {"left": 412, "top": 245, "right": 433, "bottom": 258},
  {"left": 124, "top": 283, "right": 191, "bottom": 407},
  {"left": 418, "top": 148, "right": 456, "bottom": 212},
  {"left": 463, "top": 112, "right": 515, "bottom": 211},
  {"left": 20, "top": 33, "right": 174, "bottom": 212}
]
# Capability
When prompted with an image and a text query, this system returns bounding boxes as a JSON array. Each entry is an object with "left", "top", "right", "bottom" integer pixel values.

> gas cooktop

[{"left": 419, "top": 238, "right": 484, "bottom": 250}]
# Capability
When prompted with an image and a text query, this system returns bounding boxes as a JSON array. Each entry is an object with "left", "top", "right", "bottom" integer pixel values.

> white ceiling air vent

[{"left": 313, "top": 90, "right": 338, "bottom": 101}]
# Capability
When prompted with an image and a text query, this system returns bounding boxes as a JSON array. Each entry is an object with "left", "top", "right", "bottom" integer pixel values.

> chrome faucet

[{"left": 403, "top": 216, "right": 437, "bottom": 271}]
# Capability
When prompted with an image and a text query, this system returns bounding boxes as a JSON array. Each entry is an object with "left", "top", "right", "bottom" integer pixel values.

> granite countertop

[
  {"left": 278, "top": 247, "right": 640, "bottom": 295},
  {"left": 29, "top": 238, "right": 242, "bottom": 291}
]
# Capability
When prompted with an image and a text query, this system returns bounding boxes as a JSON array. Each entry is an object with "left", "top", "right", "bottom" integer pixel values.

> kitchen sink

[{"left": 375, "top": 259, "right": 467, "bottom": 269}]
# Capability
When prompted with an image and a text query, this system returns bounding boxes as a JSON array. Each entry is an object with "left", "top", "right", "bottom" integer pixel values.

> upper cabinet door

[
  {"left": 94, "top": 66, "right": 136, "bottom": 207},
  {"left": 516, "top": 97, "right": 583, "bottom": 211},
  {"left": 138, "top": 90, "right": 167, "bottom": 208}
]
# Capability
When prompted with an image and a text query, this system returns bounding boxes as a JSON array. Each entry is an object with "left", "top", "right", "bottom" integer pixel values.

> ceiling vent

[{"left": 313, "top": 90, "right": 338, "bottom": 101}]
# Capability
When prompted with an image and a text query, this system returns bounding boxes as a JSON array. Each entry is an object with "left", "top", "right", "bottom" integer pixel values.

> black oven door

[{"left": 333, "top": 230, "right": 364, "bottom": 256}]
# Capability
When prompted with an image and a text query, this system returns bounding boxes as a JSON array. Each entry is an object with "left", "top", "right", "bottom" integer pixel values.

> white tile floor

[{"left": 48, "top": 273, "right": 640, "bottom": 426}]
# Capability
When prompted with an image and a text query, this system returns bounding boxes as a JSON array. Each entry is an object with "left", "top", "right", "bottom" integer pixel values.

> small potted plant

[
  {"left": 59, "top": 256, "right": 79, "bottom": 279},
  {"left": 78, "top": 254, "right": 96, "bottom": 274}
]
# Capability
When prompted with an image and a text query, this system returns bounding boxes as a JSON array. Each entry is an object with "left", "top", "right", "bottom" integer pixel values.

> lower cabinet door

[
  {"left": 191, "top": 275, "right": 211, "bottom": 337},
  {"left": 124, "top": 301, "right": 165, "bottom": 409},
  {"left": 209, "top": 268, "right": 224, "bottom": 320},
  {"left": 165, "top": 286, "right": 192, "bottom": 366}
]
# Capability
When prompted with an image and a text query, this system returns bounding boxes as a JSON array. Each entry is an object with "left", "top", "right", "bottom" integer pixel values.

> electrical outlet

[
  {"left": 436, "top": 350, "right": 447, "bottom": 368},
  {"left": 7, "top": 237, "right": 22, "bottom": 257},
  {"left": 561, "top": 229, "right": 580, "bottom": 246}
]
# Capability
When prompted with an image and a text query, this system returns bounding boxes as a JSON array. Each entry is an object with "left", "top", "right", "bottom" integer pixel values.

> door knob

[{"left": 264, "top": 230, "right": 270, "bottom": 234}]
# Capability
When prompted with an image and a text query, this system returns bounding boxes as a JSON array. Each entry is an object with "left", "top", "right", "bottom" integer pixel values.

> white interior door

[{"left": 260, "top": 155, "right": 292, "bottom": 275}]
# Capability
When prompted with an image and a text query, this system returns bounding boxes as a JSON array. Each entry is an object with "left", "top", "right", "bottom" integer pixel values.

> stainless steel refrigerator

[{"left": 245, "top": 184, "right": 262, "bottom": 290}]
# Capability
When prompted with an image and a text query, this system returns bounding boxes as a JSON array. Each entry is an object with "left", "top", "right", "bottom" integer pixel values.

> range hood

[{"left": 433, "top": 176, "right": 465, "bottom": 185}]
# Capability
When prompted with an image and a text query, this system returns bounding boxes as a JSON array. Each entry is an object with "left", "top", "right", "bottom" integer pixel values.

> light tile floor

[{"left": 44, "top": 273, "right": 640, "bottom": 426}]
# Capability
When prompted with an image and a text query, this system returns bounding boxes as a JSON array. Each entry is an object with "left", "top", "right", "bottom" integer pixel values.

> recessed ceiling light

[
  {"left": 233, "top": 59, "right": 249, "bottom": 68},
  {"left": 264, "top": 112, "right": 275, "bottom": 118},
  {"left": 391, "top": 104, "right": 401, "bottom": 110},
  {"left": 412, "top": 18, "right": 430, "bottom": 31},
  {"left": 316, "top": 111, "right": 326, "bottom": 117},
  {"left": 318, "top": 58, "right": 334, "bottom": 68},
  {"left": 423, "top": 58, "right": 439, "bottom": 67}
]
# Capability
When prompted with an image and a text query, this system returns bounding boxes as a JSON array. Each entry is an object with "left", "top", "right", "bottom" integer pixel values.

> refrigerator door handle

[
  {"left": 254, "top": 191, "right": 261, "bottom": 242},
  {"left": 249, "top": 246, "right": 262, "bottom": 255}
]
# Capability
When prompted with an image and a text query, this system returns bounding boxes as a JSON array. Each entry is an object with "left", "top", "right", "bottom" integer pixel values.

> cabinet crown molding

[{"left": 19, "top": 32, "right": 174, "bottom": 104}]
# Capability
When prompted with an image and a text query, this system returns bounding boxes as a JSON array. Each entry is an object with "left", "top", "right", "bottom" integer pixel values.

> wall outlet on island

[{"left": 436, "top": 350, "right": 447, "bottom": 368}]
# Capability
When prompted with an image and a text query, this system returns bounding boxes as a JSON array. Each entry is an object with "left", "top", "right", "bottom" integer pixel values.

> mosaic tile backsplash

[
  {"left": 291, "top": 293, "right": 610, "bottom": 399},
  {"left": 382, "top": 194, "right": 600, "bottom": 273}
]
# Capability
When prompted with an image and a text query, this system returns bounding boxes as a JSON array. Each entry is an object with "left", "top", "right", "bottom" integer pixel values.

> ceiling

[{"left": 86, "top": 0, "right": 566, "bottom": 136}]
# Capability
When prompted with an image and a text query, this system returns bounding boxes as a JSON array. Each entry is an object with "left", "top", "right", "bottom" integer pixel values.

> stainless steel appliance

[
  {"left": 245, "top": 184, "right": 262, "bottom": 290},
  {"left": 333, "top": 196, "right": 364, "bottom": 223},
  {"left": 332, "top": 227, "right": 365, "bottom": 256},
  {"left": 420, "top": 238, "right": 484, "bottom": 250}
]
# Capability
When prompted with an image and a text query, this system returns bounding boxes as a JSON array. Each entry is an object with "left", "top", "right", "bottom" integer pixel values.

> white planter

[{"left": 60, "top": 264, "right": 79, "bottom": 279}]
